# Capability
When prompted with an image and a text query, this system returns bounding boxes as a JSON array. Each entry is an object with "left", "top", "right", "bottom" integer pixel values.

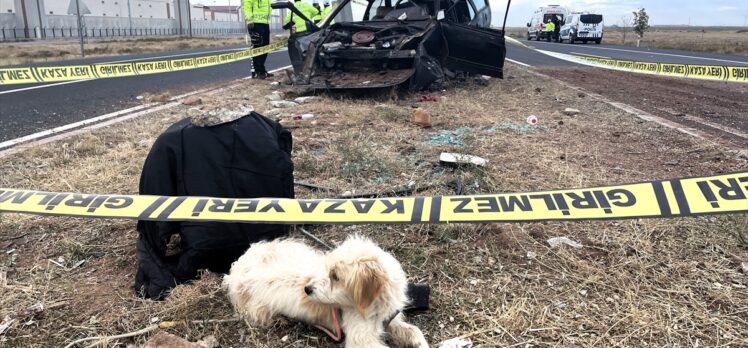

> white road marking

[
  {"left": 570, "top": 52, "right": 609, "bottom": 59},
  {"left": 0, "top": 50, "right": 288, "bottom": 95},
  {"left": 0, "top": 79, "right": 91, "bottom": 96},
  {"left": 506, "top": 58, "right": 532, "bottom": 67},
  {"left": 0, "top": 65, "right": 293, "bottom": 155},
  {"left": 532, "top": 41, "right": 748, "bottom": 65}
]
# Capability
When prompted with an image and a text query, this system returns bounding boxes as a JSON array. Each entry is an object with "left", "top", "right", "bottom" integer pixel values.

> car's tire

[
  {"left": 570, "top": 34, "right": 576, "bottom": 44},
  {"left": 527, "top": 32, "right": 531, "bottom": 40},
  {"left": 595, "top": 39, "right": 602, "bottom": 44}
]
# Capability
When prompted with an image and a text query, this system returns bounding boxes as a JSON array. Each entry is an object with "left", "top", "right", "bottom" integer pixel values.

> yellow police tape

[
  {"left": 0, "top": 40, "right": 288, "bottom": 85},
  {"left": 538, "top": 49, "right": 748, "bottom": 84},
  {"left": 1, "top": 172, "right": 746, "bottom": 224}
]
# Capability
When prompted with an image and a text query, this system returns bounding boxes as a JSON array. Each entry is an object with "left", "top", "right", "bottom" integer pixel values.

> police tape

[
  {"left": 0, "top": 40, "right": 289, "bottom": 85},
  {"left": 1, "top": 172, "right": 746, "bottom": 225},
  {"left": 538, "top": 50, "right": 748, "bottom": 84}
]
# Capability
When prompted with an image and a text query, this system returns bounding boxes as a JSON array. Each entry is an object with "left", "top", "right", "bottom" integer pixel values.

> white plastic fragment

[
  {"left": 439, "top": 152, "right": 488, "bottom": 167},
  {"left": 294, "top": 96, "right": 316, "bottom": 104},
  {"left": 439, "top": 337, "right": 473, "bottom": 348},
  {"left": 547, "top": 237, "right": 583, "bottom": 249}
]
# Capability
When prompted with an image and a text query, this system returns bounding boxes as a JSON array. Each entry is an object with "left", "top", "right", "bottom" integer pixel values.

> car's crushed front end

[{"left": 275, "top": 0, "right": 509, "bottom": 91}]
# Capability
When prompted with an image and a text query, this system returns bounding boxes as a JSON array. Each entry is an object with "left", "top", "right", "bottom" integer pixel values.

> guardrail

[{"left": 0, "top": 26, "right": 249, "bottom": 41}]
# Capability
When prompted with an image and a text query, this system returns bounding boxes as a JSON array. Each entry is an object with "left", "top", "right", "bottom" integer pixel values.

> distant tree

[
  {"left": 620, "top": 14, "right": 632, "bottom": 44},
  {"left": 632, "top": 8, "right": 650, "bottom": 38}
]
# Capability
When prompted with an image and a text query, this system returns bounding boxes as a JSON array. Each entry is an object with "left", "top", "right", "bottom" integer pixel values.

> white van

[
  {"left": 559, "top": 13, "right": 604, "bottom": 44},
  {"left": 526, "top": 5, "right": 568, "bottom": 41}
]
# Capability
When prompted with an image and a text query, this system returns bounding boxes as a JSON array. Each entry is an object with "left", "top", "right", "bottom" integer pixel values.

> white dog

[{"left": 223, "top": 235, "right": 429, "bottom": 348}]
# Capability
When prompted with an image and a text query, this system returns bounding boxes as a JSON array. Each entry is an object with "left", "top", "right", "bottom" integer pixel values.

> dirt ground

[
  {"left": 0, "top": 36, "right": 245, "bottom": 67},
  {"left": 537, "top": 67, "right": 748, "bottom": 153},
  {"left": 507, "top": 27, "right": 748, "bottom": 56},
  {"left": 1, "top": 64, "right": 747, "bottom": 347}
]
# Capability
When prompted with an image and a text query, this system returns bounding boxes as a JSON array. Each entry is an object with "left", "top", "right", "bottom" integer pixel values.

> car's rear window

[{"left": 580, "top": 14, "right": 603, "bottom": 24}]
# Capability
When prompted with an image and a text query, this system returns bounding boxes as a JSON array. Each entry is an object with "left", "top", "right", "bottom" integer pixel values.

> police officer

[
  {"left": 321, "top": 0, "right": 334, "bottom": 24},
  {"left": 312, "top": 0, "right": 323, "bottom": 23},
  {"left": 283, "top": 0, "right": 317, "bottom": 33},
  {"left": 243, "top": 0, "right": 272, "bottom": 79},
  {"left": 545, "top": 18, "right": 555, "bottom": 42}
]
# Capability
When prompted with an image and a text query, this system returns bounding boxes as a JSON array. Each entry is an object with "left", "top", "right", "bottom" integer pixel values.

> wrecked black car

[{"left": 272, "top": 0, "right": 510, "bottom": 90}]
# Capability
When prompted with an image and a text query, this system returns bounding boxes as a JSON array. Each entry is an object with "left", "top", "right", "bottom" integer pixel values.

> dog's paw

[{"left": 388, "top": 321, "right": 429, "bottom": 348}]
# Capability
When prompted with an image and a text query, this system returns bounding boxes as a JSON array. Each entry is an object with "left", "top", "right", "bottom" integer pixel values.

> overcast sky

[{"left": 490, "top": 0, "right": 748, "bottom": 27}]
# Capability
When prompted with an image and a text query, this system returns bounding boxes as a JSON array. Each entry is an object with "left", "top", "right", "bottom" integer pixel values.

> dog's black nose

[{"left": 304, "top": 285, "right": 314, "bottom": 295}]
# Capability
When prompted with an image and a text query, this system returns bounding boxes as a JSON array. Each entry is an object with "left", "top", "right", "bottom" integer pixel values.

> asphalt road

[
  {"left": 2, "top": 38, "right": 748, "bottom": 143},
  {"left": 519, "top": 39, "right": 748, "bottom": 66},
  {"left": 0, "top": 46, "right": 291, "bottom": 143}
]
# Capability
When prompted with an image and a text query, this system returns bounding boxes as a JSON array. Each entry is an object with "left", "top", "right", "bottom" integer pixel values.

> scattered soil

[
  {"left": 1, "top": 64, "right": 747, "bottom": 347},
  {"left": 538, "top": 67, "right": 748, "bottom": 152}
]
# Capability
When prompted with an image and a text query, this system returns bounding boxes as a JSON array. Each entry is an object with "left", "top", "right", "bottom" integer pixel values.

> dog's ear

[{"left": 351, "top": 259, "right": 387, "bottom": 317}]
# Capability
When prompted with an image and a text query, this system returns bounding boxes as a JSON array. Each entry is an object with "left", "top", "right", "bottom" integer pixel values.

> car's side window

[{"left": 471, "top": 0, "right": 485, "bottom": 11}]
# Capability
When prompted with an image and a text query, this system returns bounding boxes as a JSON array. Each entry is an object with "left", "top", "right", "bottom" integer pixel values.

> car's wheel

[
  {"left": 570, "top": 34, "right": 576, "bottom": 44},
  {"left": 536, "top": 32, "right": 541, "bottom": 41},
  {"left": 527, "top": 32, "right": 531, "bottom": 40},
  {"left": 595, "top": 39, "right": 602, "bottom": 44}
]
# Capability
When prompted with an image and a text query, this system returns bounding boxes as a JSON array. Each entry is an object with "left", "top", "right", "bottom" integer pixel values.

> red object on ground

[{"left": 418, "top": 95, "right": 439, "bottom": 102}]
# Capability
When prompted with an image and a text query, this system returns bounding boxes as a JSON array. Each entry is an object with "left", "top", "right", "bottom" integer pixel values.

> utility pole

[
  {"left": 75, "top": 0, "right": 84, "bottom": 57},
  {"left": 127, "top": 0, "right": 133, "bottom": 36}
]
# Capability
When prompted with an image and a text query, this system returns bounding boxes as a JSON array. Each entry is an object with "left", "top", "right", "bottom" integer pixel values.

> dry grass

[
  {"left": 1, "top": 65, "right": 747, "bottom": 347},
  {"left": 0, "top": 37, "right": 245, "bottom": 67},
  {"left": 507, "top": 27, "right": 748, "bottom": 56}
]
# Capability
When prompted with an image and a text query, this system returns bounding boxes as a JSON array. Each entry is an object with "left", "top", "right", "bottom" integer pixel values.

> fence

[{"left": 0, "top": 26, "right": 250, "bottom": 41}]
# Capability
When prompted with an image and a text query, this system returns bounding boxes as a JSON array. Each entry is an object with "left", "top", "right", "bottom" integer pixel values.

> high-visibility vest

[
  {"left": 284, "top": 1, "right": 317, "bottom": 33},
  {"left": 321, "top": 5, "right": 335, "bottom": 24},
  {"left": 243, "top": 0, "right": 271, "bottom": 24},
  {"left": 312, "top": 6, "right": 323, "bottom": 23},
  {"left": 546, "top": 22, "right": 555, "bottom": 32}
]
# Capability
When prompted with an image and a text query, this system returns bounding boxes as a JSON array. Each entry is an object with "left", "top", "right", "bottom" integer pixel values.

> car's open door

[{"left": 440, "top": 21, "right": 506, "bottom": 77}]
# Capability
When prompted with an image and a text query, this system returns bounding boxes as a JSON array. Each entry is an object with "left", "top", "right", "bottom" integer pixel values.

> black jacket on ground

[{"left": 134, "top": 112, "right": 293, "bottom": 300}]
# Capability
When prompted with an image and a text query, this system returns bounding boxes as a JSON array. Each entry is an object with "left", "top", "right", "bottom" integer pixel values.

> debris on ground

[
  {"left": 439, "top": 153, "right": 488, "bottom": 167},
  {"left": 293, "top": 113, "right": 314, "bottom": 121},
  {"left": 196, "top": 335, "right": 220, "bottom": 348},
  {"left": 527, "top": 251, "right": 537, "bottom": 259},
  {"left": 418, "top": 95, "right": 440, "bottom": 103},
  {"left": 489, "top": 123, "right": 543, "bottom": 133},
  {"left": 264, "top": 108, "right": 282, "bottom": 117},
  {"left": 144, "top": 332, "right": 206, "bottom": 348},
  {"left": 438, "top": 337, "right": 473, "bottom": 348},
  {"left": 265, "top": 91, "right": 283, "bottom": 101},
  {"left": 144, "top": 92, "right": 172, "bottom": 104},
  {"left": 742, "top": 261, "right": 748, "bottom": 274},
  {"left": 547, "top": 237, "right": 583, "bottom": 249},
  {"left": 294, "top": 96, "right": 316, "bottom": 104},
  {"left": 181, "top": 95, "right": 202, "bottom": 106},
  {"left": 411, "top": 108, "right": 433, "bottom": 127},
  {"left": 270, "top": 100, "right": 298, "bottom": 108},
  {"left": 188, "top": 106, "right": 254, "bottom": 127},
  {"left": 564, "top": 108, "right": 581, "bottom": 116},
  {"left": 527, "top": 115, "right": 538, "bottom": 125},
  {"left": 0, "top": 317, "right": 14, "bottom": 335},
  {"left": 424, "top": 127, "right": 473, "bottom": 145}
]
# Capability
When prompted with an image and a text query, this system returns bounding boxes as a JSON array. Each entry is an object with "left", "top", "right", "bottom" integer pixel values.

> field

[
  {"left": 1, "top": 64, "right": 747, "bottom": 347},
  {"left": 507, "top": 27, "right": 748, "bottom": 56},
  {"left": 0, "top": 36, "right": 246, "bottom": 67}
]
